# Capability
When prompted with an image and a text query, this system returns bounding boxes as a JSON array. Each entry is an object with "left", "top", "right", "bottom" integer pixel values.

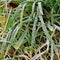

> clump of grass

[{"left": 0, "top": 0, "right": 60, "bottom": 60}]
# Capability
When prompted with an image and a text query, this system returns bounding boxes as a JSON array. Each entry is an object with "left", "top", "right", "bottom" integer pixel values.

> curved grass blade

[{"left": 14, "top": 28, "right": 28, "bottom": 50}]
